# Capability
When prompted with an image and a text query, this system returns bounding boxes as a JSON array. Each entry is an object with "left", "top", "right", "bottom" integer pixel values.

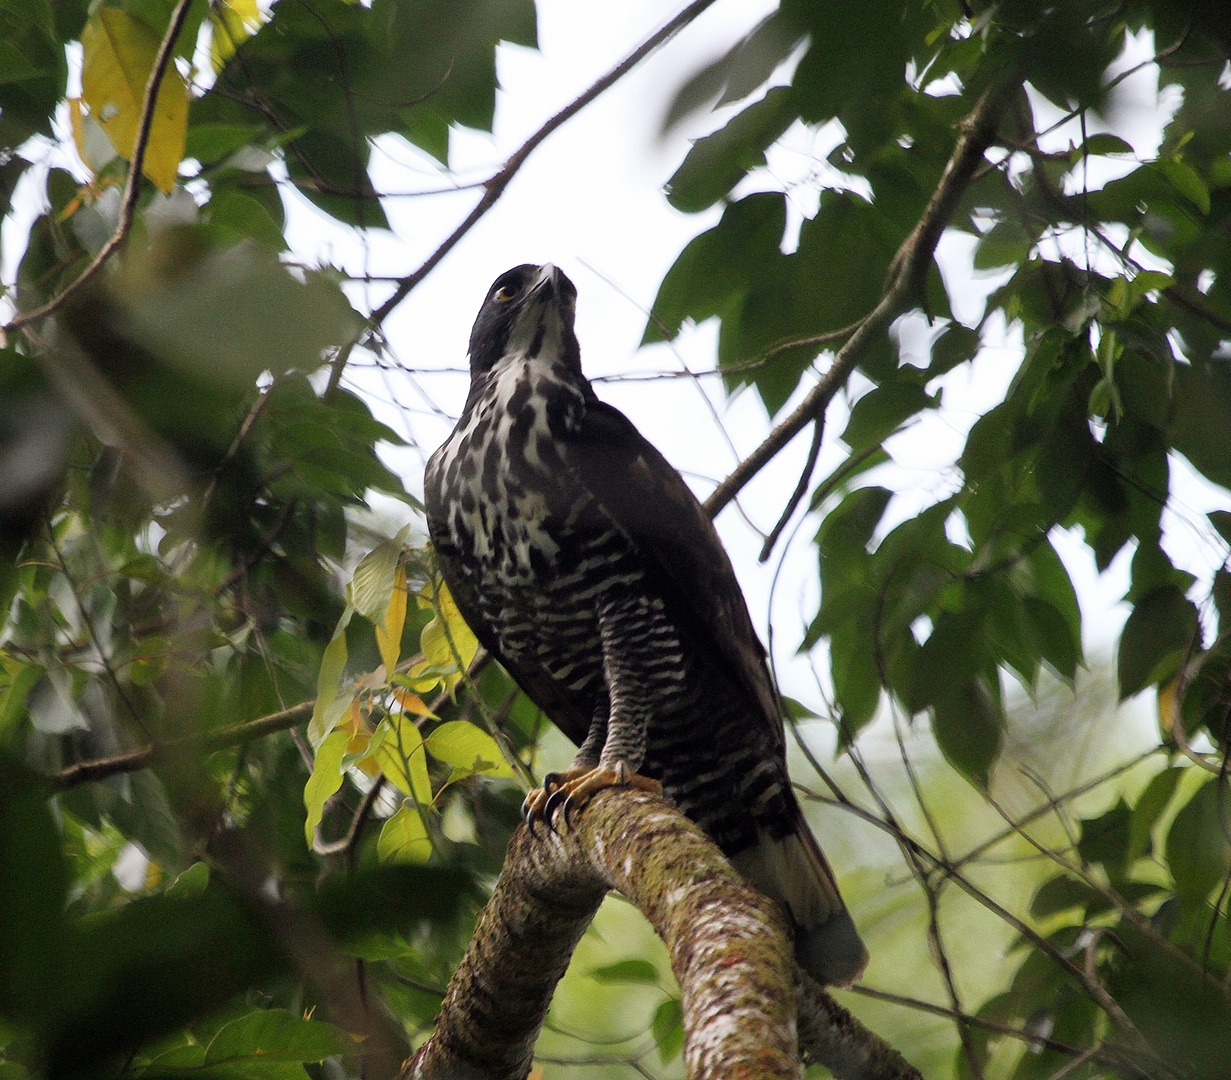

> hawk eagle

[{"left": 424, "top": 263, "right": 867, "bottom": 986}]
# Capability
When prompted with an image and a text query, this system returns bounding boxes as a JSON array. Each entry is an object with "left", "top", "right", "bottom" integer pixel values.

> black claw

[
  {"left": 543, "top": 787, "right": 568, "bottom": 829},
  {"left": 561, "top": 795, "right": 578, "bottom": 828},
  {"left": 526, "top": 811, "right": 542, "bottom": 840},
  {"left": 542, "top": 771, "right": 562, "bottom": 793}
]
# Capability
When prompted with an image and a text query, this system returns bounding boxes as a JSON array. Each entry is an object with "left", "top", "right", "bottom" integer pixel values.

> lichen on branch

[{"left": 406, "top": 788, "right": 920, "bottom": 1080}]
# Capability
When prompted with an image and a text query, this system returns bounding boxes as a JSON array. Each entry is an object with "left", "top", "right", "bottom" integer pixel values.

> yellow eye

[{"left": 494, "top": 284, "right": 519, "bottom": 302}]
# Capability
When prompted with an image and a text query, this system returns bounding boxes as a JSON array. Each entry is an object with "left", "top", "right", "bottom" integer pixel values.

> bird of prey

[{"left": 424, "top": 263, "right": 867, "bottom": 986}]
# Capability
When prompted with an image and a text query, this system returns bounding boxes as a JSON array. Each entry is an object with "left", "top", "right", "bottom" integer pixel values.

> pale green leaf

[
  {"left": 425, "top": 721, "right": 513, "bottom": 779},
  {"left": 349, "top": 526, "right": 409, "bottom": 624},
  {"left": 378, "top": 803, "right": 432, "bottom": 864},
  {"left": 304, "top": 729, "right": 349, "bottom": 846},
  {"left": 308, "top": 604, "right": 352, "bottom": 747},
  {"left": 373, "top": 714, "right": 432, "bottom": 803}
]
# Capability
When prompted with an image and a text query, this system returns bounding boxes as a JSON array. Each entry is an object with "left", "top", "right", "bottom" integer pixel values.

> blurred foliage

[{"left": 1, "top": 0, "right": 1230, "bottom": 1078}]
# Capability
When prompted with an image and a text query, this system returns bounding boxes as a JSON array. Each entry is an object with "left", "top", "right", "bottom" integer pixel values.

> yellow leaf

[
  {"left": 375, "top": 564, "right": 407, "bottom": 679},
  {"left": 377, "top": 803, "right": 431, "bottom": 863},
  {"left": 372, "top": 714, "right": 432, "bottom": 804},
  {"left": 304, "top": 729, "right": 349, "bottom": 846},
  {"left": 210, "top": 0, "right": 263, "bottom": 73},
  {"left": 418, "top": 580, "right": 478, "bottom": 694},
  {"left": 81, "top": 8, "right": 188, "bottom": 194},
  {"left": 1158, "top": 676, "right": 1177, "bottom": 740},
  {"left": 391, "top": 687, "right": 436, "bottom": 718}
]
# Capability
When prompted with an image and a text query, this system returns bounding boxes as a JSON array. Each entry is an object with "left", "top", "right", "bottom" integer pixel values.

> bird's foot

[
  {"left": 523, "top": 761, "right": 661, "bottom": 834},
  {"left": 522, "top": 767, "right": 591, "bottom": 836}
]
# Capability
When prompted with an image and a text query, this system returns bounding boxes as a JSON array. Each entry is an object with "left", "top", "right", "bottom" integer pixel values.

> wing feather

[{"left": 560, "top": 399, "right": 783, "bottom": 743}]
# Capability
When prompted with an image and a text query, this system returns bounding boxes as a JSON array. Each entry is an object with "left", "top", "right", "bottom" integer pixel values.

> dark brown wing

[
  {"left": 560, "top": 399, "right": 784, "bottom": 746},
  {"left": 423, "top": 467, "right": 593, "bottom": 745}
]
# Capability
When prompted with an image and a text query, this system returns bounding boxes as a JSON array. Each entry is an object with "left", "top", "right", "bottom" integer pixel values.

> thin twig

[
  {"left": 2, "top": 0, "right": 195, "bottom": 336},
  {"left": 758, "top": 415, "right": 824, "bottom": 563},
  {"left": 844, "top": 984, "right": 1141, "bottom": 1071}
]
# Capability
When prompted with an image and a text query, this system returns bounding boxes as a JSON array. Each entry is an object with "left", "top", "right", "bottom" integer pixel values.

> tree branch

[
  {"left": 703, "top": 86, "right": 1006, "bottom": 520},
  {"left": 406, "top": 788, "right": 919, "bottom": 1080},
  {"left": 2, "top": 0, "right": 194, "bottom": 337},
  {"left": 51, "top": 700, "right": 314, "bottom": 790}
]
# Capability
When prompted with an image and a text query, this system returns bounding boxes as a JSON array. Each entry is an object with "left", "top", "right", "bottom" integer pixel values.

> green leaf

[
  {"left": 378, "top": 803, "right": 431, "bottom": 864},
  {"left": 313, "top": 865, "right": 474, "bottom": 940},
  {"left": 303, "top": 728, "right": 349, "bottom": 847},
  {"left": 1076, "top": 800, "right": 1131, "bottom": 874},
  {"left": 1022, "top": 599, "right": 1079, "bottom": 683},
  {"left": 308, "top": 605, "right": 352, "bottom": 747},
  {"left": 973, "top": 219, "right": 1033, "bottom": 270},
  {"left": 1030, "top": 875, "right": 1099, "bottom": 918},
  {"left": 0, "top": 660, "right": 42, "bottom": 739},
  {"left": 587, "top": 959, "right": 661, "bottom": 986},
  {"left": 0, "top": 754, "right": 70, "bottom": 1024},
  {"left": 1117, "top": 585, "right": 1199, "bottom": 701},
  {"left": 165, "top": 861, "right": 210, "bottom": 900},
  {"left": 643, "top": 192, "right": 786, "bottom": 343},
  {"left": 652, "top": 997, "right": 684, "bottom": 1064},
  {"left": 817, "top": 486, "right": 892, "bottom": 568},
  {"left": 45, "top": 884, "right": 287, "bottom": 1078},
  {"left": 927, "top": 323, "right": 980, "bottom": 377},
  {"left": 665, "top": 86, "right": 796, "bottom": 213},
  {"left": 1081, "top": 133, "right": 1134, "bottom": 156},
  {"left": 424, "top": 721, "right": 514, "bottom": 779},
  {"left": 931, "top": 679, "right": 1002, "bottom": 789},
  {"left": 204, "top": 1008, "right": 354, "bottom": 1065},
  {"left": 1171, "top": 364, "right": 1231, "bottom": 491},
  {"left": 185, "top": 122, "right": 263, "bottom": 164},
  {"left": 1128, "top": 766, "right": 1183, "bottom": 862},
  {"left": 840, "top": 381, "right": 937, "bottom": 455},
  {"left": 1158, "top": 157, "right": 1210, "bottom": 214},
  {"left": 830, "top": 619, "right": 881, "bottom": 741},
  {"left": 1165, "top": 778, "right": 1231, "bottom": 901},
  {"left": 373, "top": 714, "right": 431, "bottom": 803},
  {"left": 106, "top": 230, "right": 362, "bottom": 385},
  {"left": 348, "top": 527, "right": 409, "bottom": 624},
  {"left": 207, "top": 189, "right": 284, "bottom": 249},
  {"left": 1208, "top": 510, "right": 1231, "bottom": 549}
]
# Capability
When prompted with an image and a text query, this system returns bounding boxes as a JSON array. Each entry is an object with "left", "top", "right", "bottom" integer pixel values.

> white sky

[{"left": 4, "top": 0, "right": 1228, "bottom": 730}]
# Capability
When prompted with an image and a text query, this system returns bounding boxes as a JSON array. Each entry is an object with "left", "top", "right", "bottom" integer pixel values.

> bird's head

[{"left": 468, "top": 264, "right": 581, "bottom": 377}]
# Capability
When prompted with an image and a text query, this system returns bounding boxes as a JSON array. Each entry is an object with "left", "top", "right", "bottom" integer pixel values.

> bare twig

[
  {"left": 2, "top": 0, "right": 195, "bottom": 336},
  {"left": 758, "top": 414, "right": 824, "bottom": 563}
]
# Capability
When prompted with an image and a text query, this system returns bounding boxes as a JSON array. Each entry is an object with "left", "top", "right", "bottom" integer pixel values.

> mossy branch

[{"left": 405, "top": 788, "right": 920, "bottom": 1080}]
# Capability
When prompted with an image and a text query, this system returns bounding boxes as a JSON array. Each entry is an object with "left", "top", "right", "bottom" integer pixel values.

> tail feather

[{"left": 729, "top": 822, "right": 868, "bottom": 986}]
